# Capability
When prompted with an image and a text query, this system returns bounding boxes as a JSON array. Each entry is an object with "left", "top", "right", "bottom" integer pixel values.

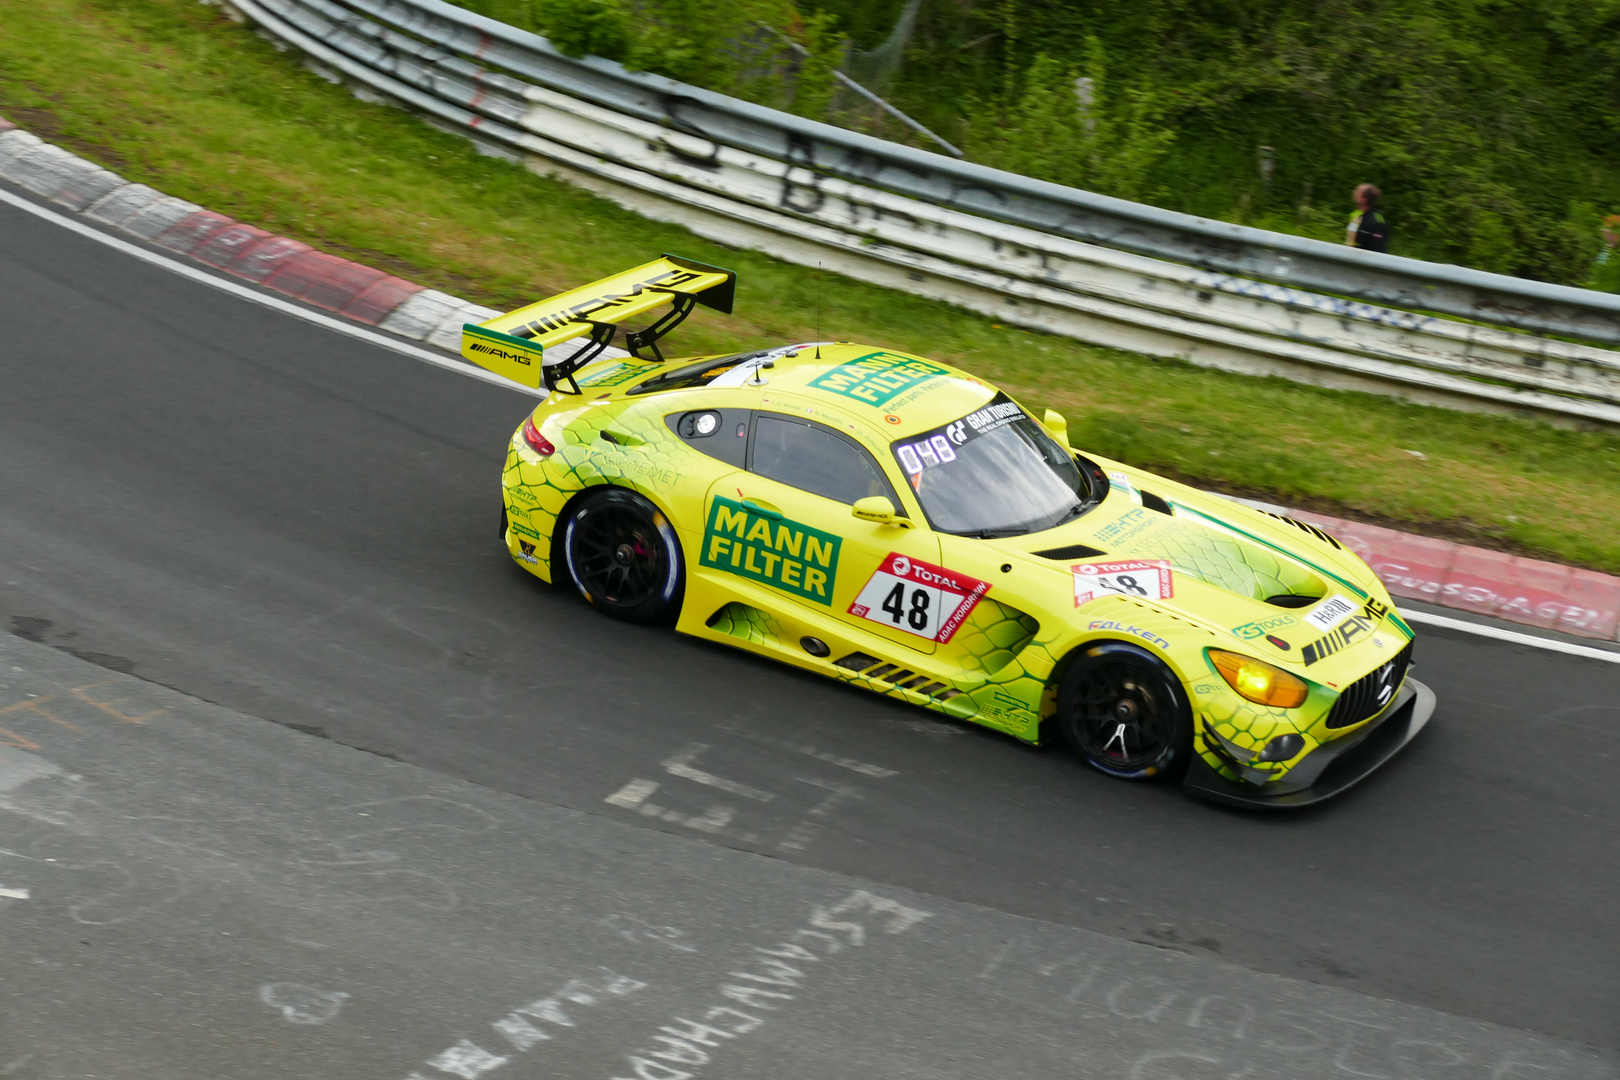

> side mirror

[
  {"left": 852, "top": 496, "right": 913, "bottom": 528},
  {"left": 1044, "top": 409, "right": 1071, "bottom": 449}
]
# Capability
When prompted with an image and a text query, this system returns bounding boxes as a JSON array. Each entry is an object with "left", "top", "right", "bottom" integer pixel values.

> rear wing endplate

[{"left": 460, "top": 254, "right": 735, "bottom": 393}]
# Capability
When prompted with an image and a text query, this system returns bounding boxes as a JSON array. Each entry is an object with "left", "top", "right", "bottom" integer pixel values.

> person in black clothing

[{"left": 1345, "top": 183, "right": 1389, "bottom": 253}]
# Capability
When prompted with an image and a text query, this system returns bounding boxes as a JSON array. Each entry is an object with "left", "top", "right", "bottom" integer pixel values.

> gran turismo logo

[{"left": 945, "top": 421, "right": 967, "bottom": 445}]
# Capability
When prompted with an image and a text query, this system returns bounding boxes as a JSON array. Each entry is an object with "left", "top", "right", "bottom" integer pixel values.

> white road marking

[
  {"left": 0, "top": 187, "right": 542, "bottom": 397},
  {"left": 604, "top": 779, "right": 660, "bottom": 809},
  {"left": 662, "top": 744, "right": 775, "bottom": 801},
  {"left": 259, "top": 983, "right": 349, "bottom": 1025},
  {"left": 603, "top": 777, "right": 737, "bottom": 834},
  {"left": 719, "top": 726, "right": 899, "bottom": 778},
  {"left": 0, "top": 887, "right": 30, "bottom": 900},
  {"left": 1403, "top": 610, "right": 1620, "bottom": 665}
]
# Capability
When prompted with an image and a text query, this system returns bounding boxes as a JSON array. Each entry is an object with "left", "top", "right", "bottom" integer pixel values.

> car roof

[{"left": 721, "top": 342, "right": 999, "bottom": 439}]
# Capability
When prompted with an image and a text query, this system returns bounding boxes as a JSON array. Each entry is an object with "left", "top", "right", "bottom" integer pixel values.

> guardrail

[{"left": 225, "top": 0, "right": 1620, "bottom": 425}]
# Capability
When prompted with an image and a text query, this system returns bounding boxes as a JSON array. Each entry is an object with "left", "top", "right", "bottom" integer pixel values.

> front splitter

[{"left": 1183, "top": 679, "right": 1436, "bottom": 809}]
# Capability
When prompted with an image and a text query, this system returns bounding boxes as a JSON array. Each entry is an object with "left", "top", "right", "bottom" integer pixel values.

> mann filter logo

[
  {"left": 701, "top": 497, "right": 841, "bottom": 605},
  {"left": 577, "top": 361, "right": 647, "bottom": 388},
  {"left": 808, "top": 352, "right": 950, "bottom": 407}
]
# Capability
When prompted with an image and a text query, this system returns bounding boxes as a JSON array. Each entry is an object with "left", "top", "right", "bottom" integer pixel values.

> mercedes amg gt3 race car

[{"left": 464, "top": 255, "right": 1436, "bottom": 808}]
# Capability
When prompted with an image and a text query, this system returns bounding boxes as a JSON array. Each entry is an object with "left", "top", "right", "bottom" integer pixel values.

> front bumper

[{"left": 1183, "top": 678, "right": 1435, "bottom": 809}]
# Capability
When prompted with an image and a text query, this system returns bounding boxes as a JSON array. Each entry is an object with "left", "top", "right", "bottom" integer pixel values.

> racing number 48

[
  {"left": 881, "top": 582, "right": 931, "bottom": 631},
  {"left": 1103, "top": 574, "right": 1149, "bottom": 597}
]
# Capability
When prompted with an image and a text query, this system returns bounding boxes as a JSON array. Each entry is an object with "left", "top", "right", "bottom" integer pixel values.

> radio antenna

[{"left": 815, "top": 262, "right": 822, "bottom": 360}]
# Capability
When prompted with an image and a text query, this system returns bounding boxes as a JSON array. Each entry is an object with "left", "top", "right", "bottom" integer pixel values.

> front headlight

[{"left": 1209, "top": 649, "right": 1309, "bottom": 708}]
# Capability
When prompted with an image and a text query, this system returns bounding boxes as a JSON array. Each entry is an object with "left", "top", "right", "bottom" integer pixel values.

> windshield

[{"left": 893, "top": 396, "right": 1094, "bottom": 537}]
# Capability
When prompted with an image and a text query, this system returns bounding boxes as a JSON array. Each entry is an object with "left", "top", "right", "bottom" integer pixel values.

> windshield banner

[
  {"left": 849, "top": 553, "right": 990, "bottom": 644},
  {"left": 895, "top": 398, "right": 1024, "bottom": 484}
]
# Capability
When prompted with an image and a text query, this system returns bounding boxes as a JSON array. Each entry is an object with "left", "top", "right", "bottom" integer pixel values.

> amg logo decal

[
  {"left": 467, "top": 340, "right": 534, "bottom": 365},
  {"left": 512, "top": 268, "right": 705, "bottom": 339},
  {"left": 807, "top": 351, "right": 951, "bottom": 407},
  {"left": 701, "top": 496, "right": 841, "bottom": 605},
  {"left": 1301, "top": 614, "right": 1375, "bottom": 665}
]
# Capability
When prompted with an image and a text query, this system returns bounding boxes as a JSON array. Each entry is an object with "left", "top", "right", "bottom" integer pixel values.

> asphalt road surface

[{"left": 1, "top": 186, "right": 1616, "bottom": 1075}]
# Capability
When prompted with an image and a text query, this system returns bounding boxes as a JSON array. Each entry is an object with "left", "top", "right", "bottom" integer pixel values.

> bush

[{"left": 532, "top": 0, "right": 632, "bottom": 62}]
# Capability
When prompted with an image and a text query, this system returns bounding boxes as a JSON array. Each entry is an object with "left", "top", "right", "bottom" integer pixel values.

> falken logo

[{"left": 1088, "top": 620, "right": 1170, "bottom": 650}]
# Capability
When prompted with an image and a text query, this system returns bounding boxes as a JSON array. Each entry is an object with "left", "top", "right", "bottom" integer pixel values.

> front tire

[
  {"left": 1057, "top": 641, "right": 1191, "bottom": 780},
  {"left": 561, "top": 487, "right": 684, "bottom": 624}
]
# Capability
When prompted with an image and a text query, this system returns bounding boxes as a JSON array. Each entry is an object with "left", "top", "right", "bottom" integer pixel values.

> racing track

[{"left": 1, "top": 187, "right": 1617, "bottom": 1064}]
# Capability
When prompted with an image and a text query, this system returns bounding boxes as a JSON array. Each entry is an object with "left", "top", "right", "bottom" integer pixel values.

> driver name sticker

[
  {"left": 1072, "top": 559, "right": 1173, "bottom": 607},
  {"left": 1303, "top": 594, "right": 1358, "bottom": 632},
  {"left": 848, "top": 554, "right": 990, "bottom": 643}
]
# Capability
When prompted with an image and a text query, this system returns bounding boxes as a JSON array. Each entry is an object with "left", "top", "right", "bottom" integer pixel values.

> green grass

[{"left": 4, "top": 0, "right": 1620, "bottom": 572}]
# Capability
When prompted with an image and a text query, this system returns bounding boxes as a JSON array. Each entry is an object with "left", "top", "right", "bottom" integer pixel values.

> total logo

[{"left": 889, "top": 554, "right": 967, "bottom": 591}]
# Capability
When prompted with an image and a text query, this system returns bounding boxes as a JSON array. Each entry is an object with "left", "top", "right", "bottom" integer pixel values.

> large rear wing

[{"left": 460, "top": 254, "right": 736, "bottom": 393}]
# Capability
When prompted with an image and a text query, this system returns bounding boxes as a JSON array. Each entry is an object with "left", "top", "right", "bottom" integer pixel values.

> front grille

[{"left": 1325, "top": 642, "right": 1413, "bottom": 729}]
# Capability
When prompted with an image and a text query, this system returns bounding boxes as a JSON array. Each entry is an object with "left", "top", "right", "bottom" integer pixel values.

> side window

[{"left": 750, "top": 414, "right": 895, "bottom": 506}]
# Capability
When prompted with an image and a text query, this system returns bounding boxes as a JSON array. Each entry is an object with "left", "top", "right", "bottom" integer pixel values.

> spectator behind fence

[
  {"left": 1345, "top": 184, "right": 1389, "bottom": 253},
  {"left": 1589, "top": 215, "right": 1620, "bottom": 293}
]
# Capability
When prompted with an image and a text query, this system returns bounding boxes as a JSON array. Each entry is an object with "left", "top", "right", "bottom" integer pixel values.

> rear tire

[
  {"left": 561, "top": 487, "right": 684, "bottom": 624},
  {"left": 1056, "top": 641, "right": 1191, "bottom": 780}
]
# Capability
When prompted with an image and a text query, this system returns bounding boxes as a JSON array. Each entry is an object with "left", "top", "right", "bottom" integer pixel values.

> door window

[{"left": 750, "top": 414, "right": 896, "bottom": 507}]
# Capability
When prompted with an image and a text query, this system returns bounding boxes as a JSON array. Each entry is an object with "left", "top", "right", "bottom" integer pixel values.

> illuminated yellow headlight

[{"left": 1208, "top": 650, "right": 1309, "bottom": 708}]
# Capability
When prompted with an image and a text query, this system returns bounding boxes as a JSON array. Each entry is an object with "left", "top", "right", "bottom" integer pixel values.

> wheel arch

[
  {"left": 1040, "top": 634, "right": 1198, "bottom": 742},
  {"left": 547, "top": 479, "right": 685, "bottom": 577}
]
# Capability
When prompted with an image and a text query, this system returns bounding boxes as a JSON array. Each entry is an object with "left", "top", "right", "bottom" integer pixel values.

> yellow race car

[{"left": 468, "top": 256, "right": 1435, "bottom": 808}]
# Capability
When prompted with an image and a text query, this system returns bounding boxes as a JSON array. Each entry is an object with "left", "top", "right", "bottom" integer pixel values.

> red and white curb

[{"left": 2, "top": 115, "right": 1617, "bottom": 646}]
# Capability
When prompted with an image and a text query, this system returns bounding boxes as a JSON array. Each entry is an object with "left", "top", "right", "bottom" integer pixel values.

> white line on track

[
  {"left": 7, "top": 185, "right": 1619, "bottom": 667},
  {"left": 1403, "top": 609, "right": 1620, "bottom": 664},
  {"left": 0, "top": 187, "right": 541, "bottom": 397}
]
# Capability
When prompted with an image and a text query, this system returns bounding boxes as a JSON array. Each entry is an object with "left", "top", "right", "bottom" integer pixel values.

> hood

[{"left": 1023, "top": 462, "right": 1408, "bottom": 677}]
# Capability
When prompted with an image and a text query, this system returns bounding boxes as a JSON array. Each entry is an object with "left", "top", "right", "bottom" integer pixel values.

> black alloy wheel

[
  {"left": 562, "top": 487, "right": 684, "bottom": 624},
  {"left": 1057, "top": 641, "right": 1192, "bottom": 780}
]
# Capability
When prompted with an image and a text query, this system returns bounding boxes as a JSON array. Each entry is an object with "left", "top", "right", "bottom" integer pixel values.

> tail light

[{"left": 520, "top": 416, "right": 555, "bottom": 456}]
